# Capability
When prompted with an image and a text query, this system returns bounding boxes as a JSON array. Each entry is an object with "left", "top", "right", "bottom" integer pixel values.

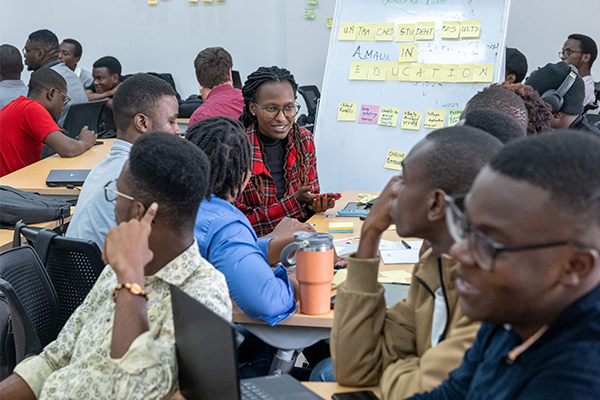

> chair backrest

[
  {"left": 0, "top": 246, "right": 59, "bottom": 370},
  {"left": 62, "top": 99, "right": 109, "bottom": 139},
  {"left": 13, "top": 223, "right": 105, "bottom": 331}
]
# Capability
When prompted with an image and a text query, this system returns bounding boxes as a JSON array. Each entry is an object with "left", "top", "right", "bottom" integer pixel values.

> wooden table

[
  {"left": 302, "top": 382, "right": 381, "bottom": 399},
  {"left": 0, "top": 211, "right": 74, "bottom": 252},
  {"left": 0, "top": 139, "right": 114, "bottom": 196}
]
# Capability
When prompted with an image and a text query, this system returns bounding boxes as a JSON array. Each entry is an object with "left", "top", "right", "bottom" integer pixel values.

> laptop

[
  {"left": 170, "top": 285, "right": 322, "bottom": 400},
  {"left": 46, "top": 169, "right": 91, "bottom": 187}
]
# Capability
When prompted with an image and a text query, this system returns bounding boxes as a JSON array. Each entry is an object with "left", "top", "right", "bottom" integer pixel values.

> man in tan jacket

[{"left": 329, "top": 127, "right": 503, "bottom": 399}]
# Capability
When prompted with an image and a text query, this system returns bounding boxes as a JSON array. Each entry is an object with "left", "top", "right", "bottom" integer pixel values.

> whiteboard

[{"left": 315, "top": 0, "right": 511, "bottom": 192}]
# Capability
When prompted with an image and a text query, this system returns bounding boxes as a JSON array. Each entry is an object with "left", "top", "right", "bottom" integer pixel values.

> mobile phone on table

[{"left": 332, "top": 391, "right": 379, "bottom": 400}]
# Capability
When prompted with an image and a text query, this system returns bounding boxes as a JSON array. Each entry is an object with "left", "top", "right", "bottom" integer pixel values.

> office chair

[
  {"left": 13, "top": 221, "right": 105, "bottom": 331},
  {"left": 0, "top": 246, "right": 59, "bottom": 376},
  {"left": 297, "top": 85, "right": 321, "bottom": 133}
]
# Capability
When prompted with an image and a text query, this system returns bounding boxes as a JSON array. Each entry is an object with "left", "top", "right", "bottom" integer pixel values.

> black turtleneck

[{"left": 259, "top": 133, "right": 287, "bottom": 200}]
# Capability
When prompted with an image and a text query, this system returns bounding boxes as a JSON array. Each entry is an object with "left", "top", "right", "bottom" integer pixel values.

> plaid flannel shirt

[{"left": 235, "top": 123, "right": 320, "bottom": 237}]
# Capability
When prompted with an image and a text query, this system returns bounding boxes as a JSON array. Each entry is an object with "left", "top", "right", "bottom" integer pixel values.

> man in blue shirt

[
  {"left": 409, "top": 131, "right": 600, "bottom": 400},
  {"left": 66, "top": 73, "right": 181, "bottom": 249}
]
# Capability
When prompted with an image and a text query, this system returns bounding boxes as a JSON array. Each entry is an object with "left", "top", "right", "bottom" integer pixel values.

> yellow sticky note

[
  {"left": 304, "top": 9, "right": 315, "bottom": 19},
  {"left": 338, "top": 23, "right": 358, "bottom": 40},
  {"left": 380, "top": 269, "right": 412, "bottom": 282},
  {"left": 338, "top": 102, "right": 358, "bottom": 121},
  {"left": 326, "top": 18, "right": 333, "bottom": 28},
  {"left": 148, "top": 0, "right": 158, "bottom": 4},
  {"left": 410, "top": 63, "right": 427, "bottom": 82},
  {"left": 398, "top": 43, "right": 418, "bottom": 63},
  {"left": 398, "top": 63, "right": 412, "bottom": 81},
  {"left": 375, "top": 23, "right": 395, "bottom": 41},
  {"left": 378, "top": 107, "right": 401, "bottom": 127},
  {"left": 189, "top": 0, "right": 198, "bottom": 2},
  {"left": 307, "top": 0, "right": 318, "bottom": 4},
  {"left": 384, "top": 149, "right": 406, "bottom": 171},
  {"left": 357, "top": 23, "right": 377, "bottom": 41},
  {"left": 396, "top": 23, "right": 415, "bottom": 42},
  {"left": 386, "top": 63, "right": 401, "bottom": 81},
  {"left": 415, "top": 22, "right": 435, "bottom": 41},
  {"left": 367, "top": 62, "right": 387, "bottom": 81},
  {"left": 440, "top": 21, "right": 461, "bottom": 39},
  {"left": 349, "top": 62, "right": 369, "bottom": 80},
  {"left": 441, "top": 64, "right": 458, "bottom": 82},
  {"left": 401, "top": 110, "right": 423, "bottom": 130},
  {"left": 424, "top": 64, "right": 442, "bottom": 82},
  {"left": 329, "top": 222, "right": 354, "bottom": 232},
  {"left": 448, "top": 109, "right": 464, "bottom": 127},
  {"left": 424, "top": 109, "right": 447, "bottom": 129},
  {"left": 473, "top": 63, "right": 495, "bottom": 83},
  {"left": 203, "top": 0, "right": 212, "bottom": 2},
  {"left": 461, "top": 20, "right": 481, "bottom": 39},
  {"left": 332, "top": 269, "right": 348, "bottom": 285},
  {"left": 457, "top": 64, "right": 475, "bottom": 83}
]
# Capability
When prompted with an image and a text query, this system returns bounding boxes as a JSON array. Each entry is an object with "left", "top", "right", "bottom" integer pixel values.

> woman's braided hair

[
  {"left": 185, "top": 116, "right": 251, "bottom": 201},
  {"left": 239, "top": 66, "right": 309, "bottom": 200}
]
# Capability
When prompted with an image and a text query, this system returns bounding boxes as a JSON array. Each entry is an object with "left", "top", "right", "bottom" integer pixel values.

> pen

[{"left": 401, "top": 240, "right": 412, "bottom": 249}]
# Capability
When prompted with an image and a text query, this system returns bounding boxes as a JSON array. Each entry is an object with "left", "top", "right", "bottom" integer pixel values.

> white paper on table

[
  {"left": 380, "top": 249, "right": 421, "bottom": 264},
  {"left": 378, "top": 239, "right": 423, "bottom": 251}
]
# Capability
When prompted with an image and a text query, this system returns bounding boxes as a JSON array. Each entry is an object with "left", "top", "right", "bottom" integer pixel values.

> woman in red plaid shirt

[{"left": 235, "top": 66, "right": 336, "bottom": 236}]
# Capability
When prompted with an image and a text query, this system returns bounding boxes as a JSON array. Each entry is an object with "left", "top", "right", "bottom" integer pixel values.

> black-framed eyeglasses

[
  {"left": 104, "top": 180, "right": 135, "bottom": 203},
  {"left": 53, "top": 88, "right": 71, "bottom": 106},
  {"left": 444, "top": 194, "right": 587, "bottom": 271},
  {"left": 559, "top": 49, "right": 583, "bottom": 58},
  {"left": 252, "top": 102, "right": 301, "bottom": 119}
]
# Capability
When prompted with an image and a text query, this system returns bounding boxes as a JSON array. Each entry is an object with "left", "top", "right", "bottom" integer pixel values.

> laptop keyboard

[{"left": 240, "top": 381, "right": 276, "bottom": 400}]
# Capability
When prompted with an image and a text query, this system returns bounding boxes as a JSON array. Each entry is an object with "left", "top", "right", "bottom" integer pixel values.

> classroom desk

[
  {"left": 0, "top": 139, "right": 115, "bottom": 196},
  {"left": 302, "top": 382, "right": 381, "bottom": 399}
]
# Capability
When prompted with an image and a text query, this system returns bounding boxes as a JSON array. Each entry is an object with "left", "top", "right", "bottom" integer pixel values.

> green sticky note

[
  {"left": 307, "top": 0, "right": 318, "bottom": 4},
  {"left": 448, "top": 109, "right": 464, "bottom": 126},
  {"left": 304, "top": 8, "right": 315, "bottom": 19}
]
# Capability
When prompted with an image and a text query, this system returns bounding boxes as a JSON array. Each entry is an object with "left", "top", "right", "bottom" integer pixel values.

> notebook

[
  {"left": 170, "top": 285, "right": 322, "bottom": 400},
  {"left": 45, "top": 169, "right": 91, "bottom": 187}
]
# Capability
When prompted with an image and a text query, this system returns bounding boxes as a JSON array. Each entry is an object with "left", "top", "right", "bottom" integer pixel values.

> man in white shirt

[
  {"left": 58, "top": 39, "right": 93, "bottom": 88},
  {"left": 561, "top": 34, "right": 597, "bottom": 107}
]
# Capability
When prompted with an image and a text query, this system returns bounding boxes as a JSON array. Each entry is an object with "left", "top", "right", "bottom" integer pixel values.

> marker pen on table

[{"left": 401, "top": 240, "right": 412, "bottom": 249}]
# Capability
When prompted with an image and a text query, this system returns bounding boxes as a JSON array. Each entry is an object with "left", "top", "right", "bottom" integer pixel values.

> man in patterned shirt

[{"left": 0, "top": 133, "right": 232, "bottom": 399}]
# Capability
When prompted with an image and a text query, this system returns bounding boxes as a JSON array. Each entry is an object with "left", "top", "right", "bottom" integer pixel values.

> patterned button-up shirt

[
  {"left": 14, "top": 240, "right": 231, "bottom": 400},
  {"left": 235, "top": 123, "right": 320, "bottom": 237}
]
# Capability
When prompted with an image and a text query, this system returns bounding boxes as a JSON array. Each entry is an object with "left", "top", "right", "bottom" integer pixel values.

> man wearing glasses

[
  {"left": 407, "top": 131, "right": 600, "bottom": 399},
  {"left": 329, "top": 127, "right": 503, "bottom": 399},
  {"left": 560, "top": 34, "right": 597, "bottom": 108},
  {"left": 0, "top": 68, "right": 96, "bottom": 177}
]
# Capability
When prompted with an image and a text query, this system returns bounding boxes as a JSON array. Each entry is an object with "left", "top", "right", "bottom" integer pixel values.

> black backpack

[
  {"left": 0, "top": 291, "right": 15, "bottom": 380},
  {"left": 0, "top": 186, "right": 71, "bottom": 226}
]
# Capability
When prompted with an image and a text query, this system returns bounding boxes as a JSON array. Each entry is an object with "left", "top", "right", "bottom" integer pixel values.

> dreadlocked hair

[
  {"left": 239, "top": 66, "right": 310, "bottom": 200},
  {"left": 185, "top": 116, "right": 251, "bottom": 201}
]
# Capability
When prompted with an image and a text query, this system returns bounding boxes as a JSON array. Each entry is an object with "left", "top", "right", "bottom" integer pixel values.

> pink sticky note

[{"left": 358, "top": 105, "right": 380, "bottom": 124}]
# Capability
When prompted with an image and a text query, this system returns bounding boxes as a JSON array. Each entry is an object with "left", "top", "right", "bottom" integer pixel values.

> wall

[{"left": 1, "top": 0, "right": 597, "bottom": 97}]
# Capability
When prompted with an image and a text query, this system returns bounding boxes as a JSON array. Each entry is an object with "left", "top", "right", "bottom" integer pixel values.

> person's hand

[
  {"left": 270, "top": 217, "right": 316, "bottom": 237},
  {"left": 293, "top": 185, "right": 316, "bottom": 204},
  {"left": 361, "top": 177, "right": 399, "bottom": 235},
  {"left": 76, "top": 126, "right": 97, "bottom": 149},
  {"left": 102, "top": 203, "right": 158, "bottom": 282},
  {"left": 308, "top": 193, "right": 339, "bottom": 213}
]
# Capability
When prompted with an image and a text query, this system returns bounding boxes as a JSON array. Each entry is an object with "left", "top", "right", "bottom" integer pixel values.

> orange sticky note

[
  {"left": 396, "top": 23, "right": 415, "bottom": 42},
  {"left": 349, "top": 62, "right": 369, "bottom": 80},
  {"left": 398, "top": 43, "right": 418, "bottom": 63}
]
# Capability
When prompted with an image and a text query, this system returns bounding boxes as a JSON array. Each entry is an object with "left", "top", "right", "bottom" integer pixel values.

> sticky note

[
  {"left": 375, "top": 23, "right": 395, "bottom": 41},
  {"left": 327, "top": 18, "right": 333, "bottom": 28},
  {"left": 424, "top": 64, "right": 442, "bottom": 82},
  {"left": 398, "top": 43, "right": 418, "bottom": 63},
  {"left": 461, "top": 20, "right": 481, "bottom": 39},
  {"left": 329, "top": 222, "right": 354, "bottom": 233},
  {"left": 367, "top": 62, "right": 387, "bottom": 81},
  {"left": 410, "top": 64, "right": 427, "bottom": 82},
  {"left": 473, "top": 63, "right": 495, "bottom": 83},
  {"left": 148, "top": 0, "right": 158, "bottom": 4},
  {"left": 457, "top": 64, "right": 475, "bottom": 83},
  {"left": 379, "top": 269, "right": 412, "bottom": 282},
  {"left": 441, "top": 64, "right": 459, "bottom": 83},
  {"left": 448, "top": 109, "right": 464, "bottom": 127},
  {"left": 338, "top": 23, "right": 357, "bottom": 40},
  {"left": 348, "top": 62, "right": 369, "bottom": 80},
  {"left": 189, "top": 0, "right": 198, "bottom": 2},
  {"left": 384, "top": 150, "right": 406, "bottom": 171},
  {"left": 358, "top": 105, "right": 380, "bottom": 124},
  {"left": 338, "top": 102, "right": 358, "bottom": 121},
  {"left": 304, "top": 9, "right": 315, "bottom": 19},
  {"left": 307, "top": 0, "right": 318, "bottom": 4},
  {"left": 424, "top": 109, "right": 447, "bottom": 129},
  {"left": 440, "top": 21, "right": 461, "bottom": 39},
  {"left": 386, "top": 63, "right": 400, "bottom": 81},
  {"left": 332, "top": 269, "right": 348, "bottom": 285},
  {"left": 203, "top": 0, "right": 212, "bottom": 2},
  {"left": 378, "top": 107, "right": 401, "bottom": 127},
  {"left": 398, "top": 63, "right": 412, "bottom": 81},
  {"left": 401, "top": 110, "right": 423, "bottom": 130},
  {"left": 415, "top": 22, "right": 435, "bottom": 41},
  {"left": 357, "top": 23, "right": 377, "bottom": 41},
  {"left": 396, "top": 23, "right": 415, "bottom": 42}
]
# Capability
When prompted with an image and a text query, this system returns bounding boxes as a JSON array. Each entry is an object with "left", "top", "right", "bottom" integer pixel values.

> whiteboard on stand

[{"left": 314, "top": 0, "right": 511, "bottom": 192}]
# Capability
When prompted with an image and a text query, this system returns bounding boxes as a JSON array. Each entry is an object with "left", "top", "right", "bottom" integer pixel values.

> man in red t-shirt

[{"left": 0, "top": 68, "right": 97, "bottom": 176}]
